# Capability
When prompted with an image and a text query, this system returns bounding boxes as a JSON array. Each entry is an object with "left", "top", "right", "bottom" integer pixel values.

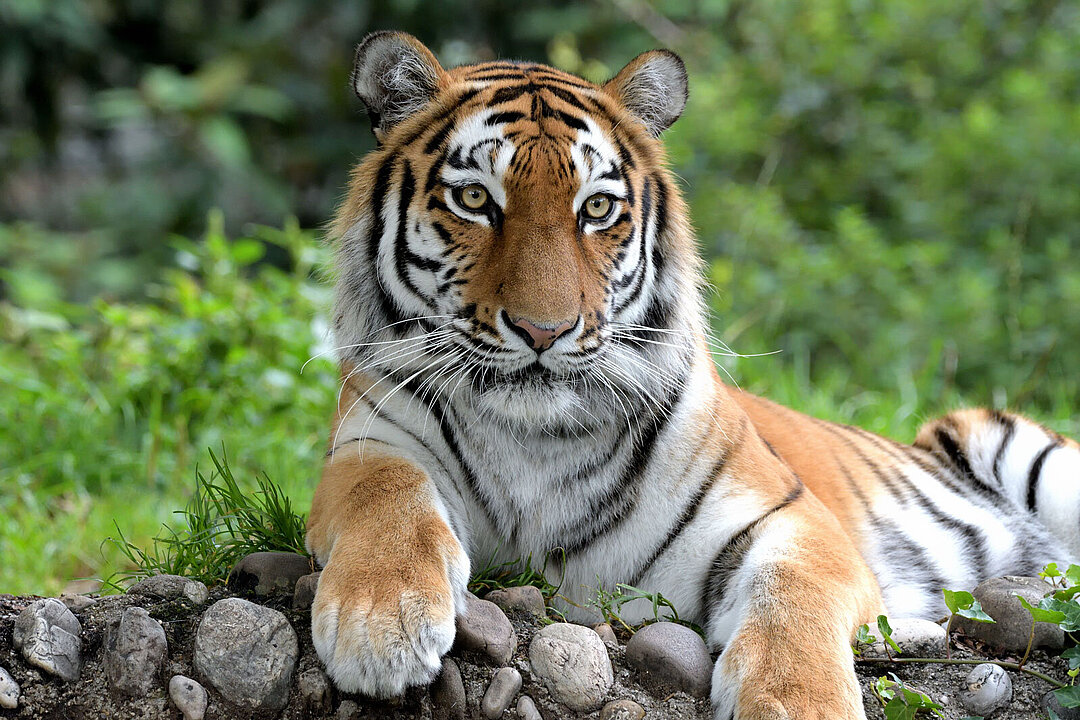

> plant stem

[
  {"left": 945, "top": 614, "right": 954, "bottom": 660},
  {"left": 856, "top": 657, "right": 1066, "bottom": 689},
  {"left": 1019, "top": 619, "right": 1036, "bottom": 670}
]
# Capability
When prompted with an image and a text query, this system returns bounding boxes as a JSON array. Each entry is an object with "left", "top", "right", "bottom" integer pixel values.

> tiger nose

[{"left": 503, "top": 312, "right": 576, "bottom": 352}]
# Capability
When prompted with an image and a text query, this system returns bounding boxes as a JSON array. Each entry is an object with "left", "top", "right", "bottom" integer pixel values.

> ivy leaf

[
  {"left": 878, "top": 615, "right": 902, "bottom": 655},
  {"left": 1039, "top": 597, "right": 1080, "bottom": 632},
  {"left": 943, "top": 589, "right": 996, "bottom": 623},
  {"left": 1054, "top": 585, "right": 1080, "bottom": 602},
  {"left": 1017, "top": 595, "right": 1066, "bottom": 624},
  {"left": 1054, "top": 685, "right": 1080, "bottom": 708},
  {"left": 1042, "top": 563, "right": 1062, "bottom": 580},
  {"left": 1066, "top": 564, "right": 1080, "bottom": 587}
]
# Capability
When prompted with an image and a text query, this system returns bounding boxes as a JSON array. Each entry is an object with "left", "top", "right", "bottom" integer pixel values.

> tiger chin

[{"left": 305, "top": 31, "right": 1080, "bottom": 719}]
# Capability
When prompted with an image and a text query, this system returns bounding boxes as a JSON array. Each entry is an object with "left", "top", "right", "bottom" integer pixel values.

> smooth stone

[
  {"left": 516, "top": 695, "right": 542, "bottom": 720},
  {"left": 959, "top": 663, "right": 1012, "bottom": 716},
  {"left": 105, "top": 606, "right": 168, "bottom": 695},
  {"left": 13, "top": 598, "right": 82, "bottom": 681},
  {"left": 432, "top": 657, "right": 467, "bottom": 720},
  {"left": 59, "top": 594, "right": 97, "bottom": 612},
  {"left": 529, "top": 622, "right": 613, "bottom": 712},
  {"left": 129, "top": 574, "right": 209, "bottom": 605},
  {"left": 593, "top": 622, "right": 618, "bottom": 646},
  {"left": 292, "top": 571, "right": 321, "bottom": 609},
  {"left": 485, "top": 586, "right": 546, "bottom": 617},
  {"left": 455, "top": 594, "right": 517, "bottom": 665},
  {"left": 864, "top": 618, "right": 948, "bottom": 658},
  {"left": 482, "top": 666, "right": 522, "bottom": 719},
  {"left": 298, "top": 667, "right": 331, "bottom": 712},
  {"left": 228, "top": 551, "right": 313, "bottom": 597},
  {"left": 601, "top": 698, "right": 646, "bottom": 720},
  {"left": 0, "top": 666, "right": 19, "bottom": 709},
  {"left": 1044, "top": 689, "right": 1080, "bottom": 719},
  {"left": 958, "top": 576, "right": 1063, "bottom": 651},
  {"left": 193, "top": 597, "right": 298, "bottom": 711},
  {"left": 169, "top": 675, "right": 208, "bottom": 720},
  {"left": 625, "top": 621, "right": 711, "bottom": 697}
]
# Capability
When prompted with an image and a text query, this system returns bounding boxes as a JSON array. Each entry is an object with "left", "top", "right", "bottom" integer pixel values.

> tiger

[{"left": 304, "top": 31, "right": 1080, "bottom": 719}]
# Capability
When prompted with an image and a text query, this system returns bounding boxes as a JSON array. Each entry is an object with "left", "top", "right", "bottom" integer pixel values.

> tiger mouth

[{"left": 469, "top": 362, "right": 577, "bottom": 393}]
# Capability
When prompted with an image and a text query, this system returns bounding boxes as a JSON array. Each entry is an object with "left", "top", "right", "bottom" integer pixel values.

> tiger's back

[{"left": 306, "top": 32, "right": 1080, "bottom": 719}]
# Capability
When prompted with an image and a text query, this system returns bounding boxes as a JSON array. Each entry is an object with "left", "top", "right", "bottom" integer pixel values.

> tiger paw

[{"left": 310, "top": 536, "right": 468, "bottom": 697}]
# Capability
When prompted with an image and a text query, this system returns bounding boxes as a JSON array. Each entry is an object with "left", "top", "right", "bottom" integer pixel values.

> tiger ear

[
  {"left": 603, "top": 50, "right": 688, "bottom": 137},
  {"left": 351, "top": 31, "right": 445, "bottom": 140}
]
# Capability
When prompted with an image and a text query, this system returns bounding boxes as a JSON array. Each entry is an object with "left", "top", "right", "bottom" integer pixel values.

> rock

[
  {"left": 485, "top": 586, "right": 546, "bottom": 617},
  {"left": 60, "top": 594, "right": 97, "bottom": 612},
  {"left": 193, "top": 597, "right": 299, "bottom": 711},
  {"left": 337, "top": 699, "right": 359, "bottom": 719},
  {"left": 455, "top": 593, "right": 517, "bottom": 665},
  {"left": 228, "top": 551, "right": 313, "bottom": 596},
  {"left": 864, "top": 618, "right": 948, "bottom": 658},
  {"left": 481, "top": 666, "right": 522, "bottom": 719},
  {"left": 293, "top": 571, "right": 321, "bottom": 609},
  {"left": 432, "top": 657, "right": 467, "bottom": 720},
  {"left": 169, "top": 675, "right": 208, "bottom": 720},
  {"left": 959, "top": 663, "right": 1012, "bottom": 716},
  {"left": 601, "top": 698, "right": 646, "bottom": 720},
  {"left": 1045, "top": 689, "right": 1080, "bottom": 720},
  {"left": 958, "top": 576, "right": 1063, "bottom": 651},
  {"left": 594, "top": 622, "right": 618, "bottom": 646},
  {"left": 0, "top": 666, "right": 19, "bottom": 710},
  {"left": 625, "top": 622, "right": 712, "bottom": 698},
  {"left": 104, "top": 606, "right": 168, "bottom": 695},
  {"left": 516, "top": 695, "right": 542, "bottom": 720},
  {"left": 129, "top": 574, "right": 209, "bottom": 605},
  {"left": 529, "top": 622, "right": 614, "bottom": 712},
  {"left": 298, "top": 667, "right": 331, "bottom": 712},
  {"left": 12, "top": 597, "right": 82, "bottom": 681}
]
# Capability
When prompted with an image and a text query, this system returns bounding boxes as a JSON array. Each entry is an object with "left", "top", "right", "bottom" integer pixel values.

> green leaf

[
  {"left": 878, "top": 614, "right": 902, "bottom": 655},
  {"left": 1054, "top": 585, "right": 1080, "bottom": 602},
  {"left": 1066, "top": 564, "right": 1080, "bottom": 588},
  {"left": 1042, "top": 563, "right": 1062, "bottom": 580},
  {"left": 1017, "top": 595, "right": 1066, "bottom": 624},
  {"left": 1062, "top": 647, "right": 1080, "bottom": 671},
  {"left": 1054, "top": 685, "right": 1080, "bottom": 708},
  {"left": 943, "top": 589, "right": 995, "bottom": 622}
]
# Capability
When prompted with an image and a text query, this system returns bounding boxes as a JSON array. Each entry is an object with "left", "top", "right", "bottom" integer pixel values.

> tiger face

[{"left": 332, "top": 33, "right": 698, "bottom": 427}]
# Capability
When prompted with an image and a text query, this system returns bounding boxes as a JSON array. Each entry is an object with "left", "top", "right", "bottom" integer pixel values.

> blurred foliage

[{"left": 1, "top": 0, "right": 1079, "bottom": 591}]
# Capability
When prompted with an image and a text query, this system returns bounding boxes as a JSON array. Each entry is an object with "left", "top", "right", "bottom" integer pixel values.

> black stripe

[
  {"left": 629, "top": 446, "right": 735, "bottom": 584},
  {"left": 1026, "top": 441, "right": 1061, "bottom": 511},
  {"left": 367, "top": 156, "right": 410, "bottom": 327},
  {"left": 392, "top": 161, "right": 429, "bottom": 303},
  {"left": 991, "top": 412, "right": 1017, "bottom": 486},
  {"left": 701, "top": 482, "right": 805, "bottom": 617},
  {"left": 400, "top": 88, "right": 481, "bottom": 147},
  {"left": 486, "top": 111, "right": 526, "bottom": 126},
  {"left": 934, "top": 424, "right": 977, "bottom": 482}
]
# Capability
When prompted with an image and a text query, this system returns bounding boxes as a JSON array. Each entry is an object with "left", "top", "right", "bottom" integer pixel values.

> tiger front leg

[
  {"left": 706, "top": 494, "right": 883, "bottom": 720},
  {"left": 306, "top": 450, "right": 469, "bottom": 696}
]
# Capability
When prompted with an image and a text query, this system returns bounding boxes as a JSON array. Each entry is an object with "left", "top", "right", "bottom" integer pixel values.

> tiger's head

[{"left": 332, "top": 32, "right": 703, "bottom": 428}]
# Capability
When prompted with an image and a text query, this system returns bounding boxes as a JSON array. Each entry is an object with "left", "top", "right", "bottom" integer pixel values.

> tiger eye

[
  {"left": 583, "top": 193, "right": 612, "bottom": 219},
  {"left": 460, "top": 184, "right": 489, "bottom": 210}
]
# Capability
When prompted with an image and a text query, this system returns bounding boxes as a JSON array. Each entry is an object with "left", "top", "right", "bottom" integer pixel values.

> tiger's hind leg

[{"left": 914, "top": 408, "right": 1080, "bottom": 560}]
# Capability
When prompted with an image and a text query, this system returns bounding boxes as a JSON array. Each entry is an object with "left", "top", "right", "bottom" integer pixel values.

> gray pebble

[
  {"left": 864, "top": 617, "right": 947, "bottom": 658},
  {"left": 959, "top": 663, "right": 1012, "bottom": 716},
  {"left": 516, "top": 695, "right": 542, "bottom": 720},
  {"left": 298, "top": 667, "right": 331, "bottom": 712},
  {"left": 455, "top": 593, "right": 517, "bottom": 665},
  {"left": 485, "top": 586, "right": 546, "bottom": 617},
  {"left": 105, "top": 606, "right": 168, "bottom": 695},
  {"left": 529, "top": 622, "right": 613, "bottom": 712},
  {"left": 60, "top": 594, "right": 97, "bottom": 612},
  {"left": 432, "top": 657, "right": 467, "bottom": 720},
  {"left": 0, "top": 666, "right": 19, "bottom": 709},
  {"left": 625, "top": 622, "right": 711, "bottom": 698},
  {"left": 129, "top": 574, "right": 209, "bottom": 605},
  {"left": 13, "top": 598, "right": 82, "bottom": 681},
  {"left": 601, "top": 698, "right": 646, "bottom": 720},
  {"left": 337, "top": 699, "right": 360, "bottom": 719},
  {"left": 292, "top": 571, "right": 321, "bottom": 609},
  {"left": 482, "top": 666, "right": 522, "bottom": 719},
  {"left": 193, "top": 597, "right": 298, "bottom": 711},
  {"left": 958, "top": 576, "right": 1063, "bottom": 651},
  {"left": 228, "top": 551, "right": 313, "bottom": 596},
  {"left": 593, "top": 622, "right": 618, "bottom": 646},
  {"left": 169, "top": 675, "right": 208, "bottom": 720}
]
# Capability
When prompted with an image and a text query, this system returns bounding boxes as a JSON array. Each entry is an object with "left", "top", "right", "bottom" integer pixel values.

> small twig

[
  {"left": 856, "top": 656, "right": 1067, "bottom": 689},
  {"left": 1019, "top": 618, "right": 1036, "bottom": 670}
]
